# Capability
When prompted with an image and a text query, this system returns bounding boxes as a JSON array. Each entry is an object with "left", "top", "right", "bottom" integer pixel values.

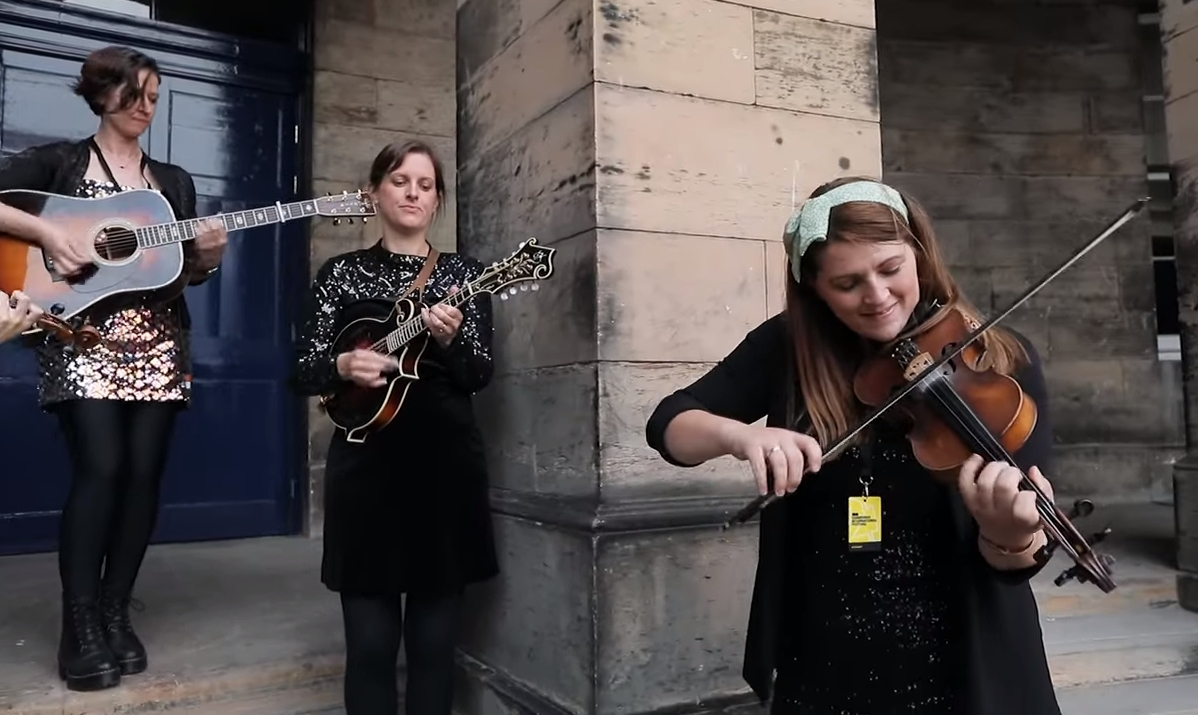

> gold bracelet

[{"left": 979, "top": 530, "right": 1039, "bottom": 555}]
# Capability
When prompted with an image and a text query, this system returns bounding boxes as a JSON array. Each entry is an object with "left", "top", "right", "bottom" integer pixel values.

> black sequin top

[
  {"left": 645, "top": 314, "right": 1064, "bottom": 715},
  {"left": 292, "top": 240, "right": 499, "bottom": 596}
]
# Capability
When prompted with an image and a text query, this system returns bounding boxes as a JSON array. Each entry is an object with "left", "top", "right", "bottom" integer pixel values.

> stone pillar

[
  {"left": 1160, "top": 0, "right": 1198, "bottom": 611},
  {"left": 454, "top": 0, "right": 881, "bottom": 712}
]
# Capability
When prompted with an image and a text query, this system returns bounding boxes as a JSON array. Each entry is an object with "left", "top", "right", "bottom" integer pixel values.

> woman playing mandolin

[
  {"left": 292, "top": 140, "right": 498, "bottom": 715},
  {"left": 645, "top": 177, "right": 1064, "bottom": 715},
  {"left": 0, "top": 46, "right": 227, "bottom": 692}
]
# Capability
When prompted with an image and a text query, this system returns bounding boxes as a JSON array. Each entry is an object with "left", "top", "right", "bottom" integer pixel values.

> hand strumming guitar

[
  {"left": 336, "top": 349, "right": 400, "bottom": 389},
  {"left": 37, "top": 220, "right": 92, "bottom": 276}
]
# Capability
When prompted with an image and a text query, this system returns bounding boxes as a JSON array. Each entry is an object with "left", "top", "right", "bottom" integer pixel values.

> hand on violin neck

[
  {"left": 719, "top": 422, "right": 823, "bottom": 497},
  {"left": 957, "top": 454, "right": 1055, "bottom": 554}
]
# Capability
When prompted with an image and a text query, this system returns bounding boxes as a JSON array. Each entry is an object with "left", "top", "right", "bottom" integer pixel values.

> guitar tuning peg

[
  {"left": 531, "top": 282, "right": 540, "bottom": 291},
  {"left": 500, "top": 292, "right": 509, "bottom": 301},
  {"left": 519, "top": 283, "right": 529, "bottom": 291},
  {"left": 333, "top": 218, "right": 341, "bottom": 226},
  {"left": 362, "top": 217, "right": 369, "bottom": 223},
  {"left": 347, "top": 218, "right": 354, "bottom": 224}
]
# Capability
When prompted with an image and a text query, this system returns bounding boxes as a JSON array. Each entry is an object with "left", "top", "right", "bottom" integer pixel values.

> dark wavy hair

[{"left": 72, "top": 46, "right": 160, "bottom": 116}]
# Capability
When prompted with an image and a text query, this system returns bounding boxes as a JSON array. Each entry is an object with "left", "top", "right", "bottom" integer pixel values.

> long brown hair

[{"left": 784, "top": 176, "right": 1028, "bottom": 448}]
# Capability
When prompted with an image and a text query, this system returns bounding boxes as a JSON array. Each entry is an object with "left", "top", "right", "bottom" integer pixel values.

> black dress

[
  {"left": 645, "top": 314, "right": 1063, "bottom": 715},
  {"left": 292, "top": 241, "right": 500, "bottom": 597}
]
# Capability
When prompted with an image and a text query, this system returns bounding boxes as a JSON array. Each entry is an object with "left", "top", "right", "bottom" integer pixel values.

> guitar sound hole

[{"left": 95, "top": 226, "right": 138, "bottom": 261}]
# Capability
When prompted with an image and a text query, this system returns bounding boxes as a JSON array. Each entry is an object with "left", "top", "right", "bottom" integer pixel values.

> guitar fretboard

[
  {"left": 135, "top": 199, "right": 326, "bottom": 248},
  {"left": 375, "top": 285, "right": 478, "bottom": 354}
]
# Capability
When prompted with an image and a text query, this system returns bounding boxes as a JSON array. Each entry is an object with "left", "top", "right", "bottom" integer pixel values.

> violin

[
  {"left": 8, "top": 294, "right": 101, "bottom": 350},
  {"left": 721, "top": 197, "right": 1150, "bottom": 594}
]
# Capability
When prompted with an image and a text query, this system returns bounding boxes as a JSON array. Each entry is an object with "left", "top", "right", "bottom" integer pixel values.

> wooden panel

[
  {"left": 595, "top": 0, "right": 755, "bottom": 105},
  {"left": 595, "top": 84, "right": 882, "bottom": 241},
  {"left": 754, "top": 9, "right": 879, "bottom": 121}
]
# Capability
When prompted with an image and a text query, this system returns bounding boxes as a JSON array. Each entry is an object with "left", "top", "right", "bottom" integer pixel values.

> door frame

[{"left": 0, "top": 0, "right": 316, "bottom": 541}]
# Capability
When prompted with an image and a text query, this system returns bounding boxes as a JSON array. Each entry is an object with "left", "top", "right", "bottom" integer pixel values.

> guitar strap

[{"left": 399, "top": 245, "right": 440, "bottom": 303}]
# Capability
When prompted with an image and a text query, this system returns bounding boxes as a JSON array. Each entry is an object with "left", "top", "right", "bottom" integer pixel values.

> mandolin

[
  {"left": 319, "top": 238, "right": 556, "bottom": 444},
  {"left": 0, "top": 188, "right": 375, "bottom": 322}
]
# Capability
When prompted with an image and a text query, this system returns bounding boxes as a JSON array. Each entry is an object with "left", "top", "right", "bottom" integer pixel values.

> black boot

[
  {"left": 99, "top": 593, "right": 147, "bottom": 675},
  {"left": 58, "top": 595, "right": 121, "bottom": 691}
]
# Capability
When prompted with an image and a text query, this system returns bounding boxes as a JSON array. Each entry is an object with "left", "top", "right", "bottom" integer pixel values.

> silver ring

[{"left": 768, "top": 445, "right": 781, "bottom": 455}]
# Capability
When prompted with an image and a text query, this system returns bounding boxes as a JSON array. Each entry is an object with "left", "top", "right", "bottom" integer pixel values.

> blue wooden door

[{"left": 0, "top": 2, "right": 309, "bottom": 555}]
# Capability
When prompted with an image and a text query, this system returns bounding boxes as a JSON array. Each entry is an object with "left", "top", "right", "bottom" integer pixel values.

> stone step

[
  {"left": 1057, "top": 674, "right": 1198, "bottom": 715},
  {"left": 1043, "top": 602, "right": 1198, "bottom": 689}
]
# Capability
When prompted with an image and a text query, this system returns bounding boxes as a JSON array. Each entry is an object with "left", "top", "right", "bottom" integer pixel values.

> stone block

[
  {"left": 884, "top": 172, "right": 1018, "bottom": 220},
  {"left": 313, "top": 70, "right": 378, "bottom": 127},
  {"left": 882, "top": 129, "right": 1145, "bottom": 176},
  {"left": 315, "top": 19, "right": 454, "bottom": 88},
  {"left": 594, "top": 83, "right": 882, "bottom": 241},
  {"left": 878, "top": 41, "right": 1138, "bottom": 92},
  {"left": 376, "top": 77, "right": 456, "bottom": 137},
  {"left": 765, "top": 239, "right": 787, "bottom": 316},
  {"left": 1018, "top": 175, "right": 1149, "bottom": 222},
  {"left": 989, "top": 265, "right": 1124, "bottom": 322},
  {"left": 458, "top": 87, "right": 597, "bottom": 258},
  {"left": 474, "top": 364, "right": 599, "bottom": 497},
  {"left": 458, "top": 515, "right": 598, "bottom": 714},
  {"left": 312, "top": 122, "right": 456, "bottom": 186},
  {"left": 880, "top": 84, "right": 1088, "bottom": 134},
  {"left": 594, "top": 526, "right": 757, "bottom": 712},
  {"left": 594, "top": 0, "right": 755, "bottom": 105},
  {"left": 959, "top": 218, "right": 1134, "bottom": 271},
  {"left": 596, "top": 230, "right": 766, "bottom": 363},
  {"left": 457, "top": 0, "right": 563, "bottom": 84},
  {"left": 1047, "top": 310, "right": 1158, "bottom": 361},
  {"left": 372, "top": 0, "right": 455, "bottom": 39},
  {"left": 1163, "top": 24, "right": 1198, "bottom": 100},
  {"left": 1088, "top": 91, "right": 1144, "bottom": 134},
  {"left": 1161, "top": 0, "right": 1198, "bottom": 42},
  {"left": 598, "top": 361, "right": 751, "bottom": 500},
  {"left": 1041, "top": 357, "right": 1183, "bottom": 444},
  {"left": 875, "top": 0, "right": 1137, "bottom": 48},
  {"left": 487, "top": 231, "right": 597, "bottom": 373},
  {"left": 457, "top": 0, "right": 593, "bottom": 159},
  {"left": 731, "top": 0, "right": 875, "bottom": 28},
  {"left": 1166, "top": 89, "right": 1198, "bottom": 162},
  {"left": 754, "top": 9, "right": 879, "bottom": 121},
  {"left": 1049, "top": 444, "right": 1165, "bottom": 499}
]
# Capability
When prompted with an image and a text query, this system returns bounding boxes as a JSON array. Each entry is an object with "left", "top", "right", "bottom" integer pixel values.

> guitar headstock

[
  {"left": 474, "top": 238, "right": 556, "bottom": 299},
  {"left": 315, "top": 190, "right": 376, "bottom": 224}
]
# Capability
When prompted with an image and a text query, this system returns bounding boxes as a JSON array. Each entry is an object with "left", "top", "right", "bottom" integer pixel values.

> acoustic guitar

[
  {"left": 319, "top": 237, "right": 556, "bottom": 444},
  {"left": 0, "top": 188, "right": 375, "bottom": 322}
]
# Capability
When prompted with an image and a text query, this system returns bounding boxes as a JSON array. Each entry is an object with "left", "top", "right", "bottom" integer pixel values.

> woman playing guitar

[
  {"left": 292, "top": 140, "right": 498, "bottom": 715},
  {"left": 645, "top": 177, "right": 1066, "bottom": 715},
  {"left": 0, "top": 47, "right": 227, "bottom": 691}
]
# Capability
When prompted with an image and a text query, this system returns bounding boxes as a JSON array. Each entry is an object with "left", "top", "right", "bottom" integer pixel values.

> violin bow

[{"left": 723, "top": 196, "right": 1150, "bottom": 531}]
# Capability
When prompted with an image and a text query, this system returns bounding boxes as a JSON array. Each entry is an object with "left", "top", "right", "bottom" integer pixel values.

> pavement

[{"left": 0, "top": 500, "right": 1192, "bottom": 714}]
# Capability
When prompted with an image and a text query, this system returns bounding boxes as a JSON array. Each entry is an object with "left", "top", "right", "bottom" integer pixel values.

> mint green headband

[{"left": 782, "top": 180, "right": 909, "bottom": 283}]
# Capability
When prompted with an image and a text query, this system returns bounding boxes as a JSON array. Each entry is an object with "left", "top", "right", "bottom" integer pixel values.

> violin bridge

[{"left": 902, "top": 352, "right": 935, "bottom": 382}]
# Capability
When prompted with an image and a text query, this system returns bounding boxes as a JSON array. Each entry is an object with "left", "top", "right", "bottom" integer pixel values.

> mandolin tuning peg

[
  {"left": 500, "top": 292, "right": 509, "bottom": 301},
  {"left": 519, "top": 283, "right": 529, "bottom": 291},
  {"left": 531, "top": 282, "right": 539, "bottom": 291},
  {"left": 362, "top": 217, "right": 369, "bottom": 223},
  {"left": 333, "top": 218, "right": 341, "bottom": 226},
  {"left": 347, "top": 218, "right": 354, "bottom": 224}
]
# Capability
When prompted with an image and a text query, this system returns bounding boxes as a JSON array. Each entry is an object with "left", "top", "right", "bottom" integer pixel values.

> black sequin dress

[
  {"left": 292, "top": 241, "right": 499, "bottom": 597},
  {"left": 771, "top": 426, "right": 965, "bottom": 714}
]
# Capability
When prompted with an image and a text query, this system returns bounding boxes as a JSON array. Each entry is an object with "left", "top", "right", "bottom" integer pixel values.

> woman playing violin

[
  {"left": 645, "top": 177, "right": 1062, "bottom": 715},
  {"left": 0, "top": 290, "right": 43, "bottom": 344}
]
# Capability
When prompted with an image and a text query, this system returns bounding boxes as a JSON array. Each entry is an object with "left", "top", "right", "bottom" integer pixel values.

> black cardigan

[
  {"left": 0, "top": 137, "right": 212, "bottom": 325},
  {"left": 645, "top": 314, "right": 1064, "bottom": 715}
]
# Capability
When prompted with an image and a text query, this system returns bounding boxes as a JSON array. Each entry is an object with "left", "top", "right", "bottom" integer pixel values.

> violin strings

[{"left": 923, "top": 376, "right": 1083, "bottom": 563}]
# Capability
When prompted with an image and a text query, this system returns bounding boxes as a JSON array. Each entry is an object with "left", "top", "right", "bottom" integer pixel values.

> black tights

[
  {"left": 340, "top": 591, "right": 462, "bottom": 715},
  {"left": 55, "top": 398, "right": 179, "bottom": 601}
]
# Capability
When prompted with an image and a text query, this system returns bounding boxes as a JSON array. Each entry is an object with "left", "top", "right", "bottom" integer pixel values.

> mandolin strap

[{"left": 399, "top": 245, "right": 440, "bottom": 303}]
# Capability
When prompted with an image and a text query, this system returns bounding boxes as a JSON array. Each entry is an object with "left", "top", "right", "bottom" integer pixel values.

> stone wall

[
  {"left": 454, "top": 0, "right": 881, "bottom": 712},
  {"left": 306, "top": 0, "right": 457, "bottom": 534},
  {"left": 877, "top": 0, "right": 1185, "bottom": 501}
]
